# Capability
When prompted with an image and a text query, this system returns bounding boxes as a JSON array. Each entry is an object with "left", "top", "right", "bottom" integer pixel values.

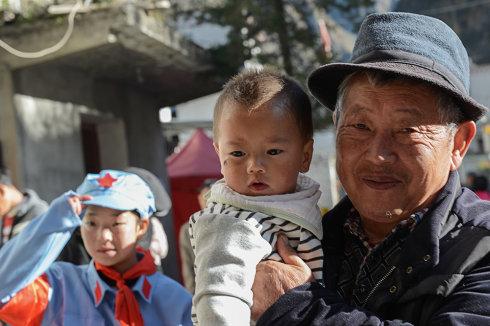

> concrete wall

[{"left": 14, "top": 95, "right": 86, "bottom": 200}]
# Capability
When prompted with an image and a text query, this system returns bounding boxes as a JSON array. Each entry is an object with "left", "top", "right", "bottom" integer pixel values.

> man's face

[
  {"left": 81, "top": 205, "right": 148, "bottom": 273},
  {"left": 336, "top": 75, "right": 457, "bottom": 224}
]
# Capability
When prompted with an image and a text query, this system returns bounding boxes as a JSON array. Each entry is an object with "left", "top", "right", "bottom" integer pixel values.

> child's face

[
  {"left": 214, "top": 103, "right": 313, "bottom": 196},
  {"left": 81, "top": 205, "right": 149, "bottom": 273}
]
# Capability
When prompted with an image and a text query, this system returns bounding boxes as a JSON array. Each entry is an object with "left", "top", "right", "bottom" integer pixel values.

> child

[
  {"left": 0, "top": 170, "right": 192, "bottom": 326},
  {"left": 189, "top": 69, "right": 323, "bottom": 325}
]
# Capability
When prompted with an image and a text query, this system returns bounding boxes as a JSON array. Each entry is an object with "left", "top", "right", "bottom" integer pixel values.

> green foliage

[{"left": 172, "top": 0, "right": 374, "bottom": 128}]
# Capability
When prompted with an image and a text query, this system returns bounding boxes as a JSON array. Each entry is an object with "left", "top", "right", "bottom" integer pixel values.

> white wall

[
  {"left": 306, "top": 128, "right": 339, "bottom": 210},
  {"left": 470, "top": 63, "right": 490, "bottom": 111},
  {"left": 173, "top": 92, "right": 219, "bottom": 122}
]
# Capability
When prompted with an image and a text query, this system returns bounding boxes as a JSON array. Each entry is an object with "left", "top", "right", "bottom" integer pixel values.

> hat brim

[
  {"left": 83, "top": 194, "right": 148, "bottom": 219},
  {"left": 307, "top": 61, "right": 488, "bottom": 121},
  {"left": 123, "top": 167, "right": 171, "bottom": 217}
]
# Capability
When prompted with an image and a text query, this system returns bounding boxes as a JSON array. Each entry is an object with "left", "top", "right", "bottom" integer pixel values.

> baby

[{"left": 189, "top": 69, "right": 323, "bottom": 325}]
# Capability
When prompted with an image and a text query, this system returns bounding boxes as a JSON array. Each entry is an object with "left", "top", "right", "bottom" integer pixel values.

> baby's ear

[{"left": 300, "top": 139, "right": 314, "bottom": 173}]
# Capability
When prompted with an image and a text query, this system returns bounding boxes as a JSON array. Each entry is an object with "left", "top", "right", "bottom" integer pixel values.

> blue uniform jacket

[{"left": 0, "top": 192, "right": 192, "bottom": 326}]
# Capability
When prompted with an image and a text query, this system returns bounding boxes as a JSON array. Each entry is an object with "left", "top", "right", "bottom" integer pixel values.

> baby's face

[{"left": 214, "top": 103, "right": 313, "bottom": 196}]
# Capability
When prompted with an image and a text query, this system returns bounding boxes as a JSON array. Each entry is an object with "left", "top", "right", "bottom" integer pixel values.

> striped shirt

[{"left": 189, "top": 175, "right": 323, "bottom": 326}]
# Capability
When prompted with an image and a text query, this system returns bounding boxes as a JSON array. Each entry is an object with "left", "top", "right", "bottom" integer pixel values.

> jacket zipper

[{"left": 361, "top": 265, "right": 396, "bottom": 307}]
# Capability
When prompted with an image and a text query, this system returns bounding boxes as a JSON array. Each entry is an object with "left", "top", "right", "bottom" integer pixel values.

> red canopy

[
  {"left": 167, "top": 128, "right": 221, "bottom": 178},
  {"left": 166, "top": 128, "right": 222, "bottom": 279}
]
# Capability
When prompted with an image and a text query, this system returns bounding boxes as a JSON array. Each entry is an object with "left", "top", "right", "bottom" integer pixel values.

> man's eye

[
  {"left": 267, "top": 149, "right": 283, "bottom": 155},
  {"left": 113, "top": 222, "right": 125, "bottom": 227},
  {"left": 353, "top": 123, "right": 369, "bottom": 130},
  {"left": 399, "top": 127, "right": 417, "bottom": 134},
  {"left": 85, "top": 221, "right": 96, "bottom": 227},
  {"left": 230, "top": 151, "right": 245, "bottom": 157}
]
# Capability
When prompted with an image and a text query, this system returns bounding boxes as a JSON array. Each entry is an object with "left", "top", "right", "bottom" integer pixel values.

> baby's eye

[
  {"left": 267, "top": 149, "right": 283, "bottom": 155},
  {"left": 113, "top": 222, "right": 125, "bottom": 227},
  {"left": 230, "top": 151, "right": 245, "bottom": 157}
]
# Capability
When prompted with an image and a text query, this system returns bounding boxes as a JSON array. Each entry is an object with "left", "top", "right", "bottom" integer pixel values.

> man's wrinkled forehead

[{"left": 338, "top": 72, "right": 439, "bottom": 115}]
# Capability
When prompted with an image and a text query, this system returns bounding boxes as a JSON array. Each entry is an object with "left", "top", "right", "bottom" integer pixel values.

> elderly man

[{"left": 252, "top": 12, "right": 490, "bottom": 325}]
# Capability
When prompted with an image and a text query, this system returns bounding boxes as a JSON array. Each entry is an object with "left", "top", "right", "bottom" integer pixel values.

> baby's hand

[{"left": 68, "top": 195, "right": 92, "bottom": 215}]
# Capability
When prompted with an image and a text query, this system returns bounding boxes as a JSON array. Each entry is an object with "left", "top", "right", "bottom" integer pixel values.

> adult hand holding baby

[{"left": 251, "top": 233, "right": 313, "bottom": 321}]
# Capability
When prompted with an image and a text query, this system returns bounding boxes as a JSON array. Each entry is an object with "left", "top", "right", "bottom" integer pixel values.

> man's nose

[
  {"left": 247, "top": 156, "right": 265, "bottom": 174},
  {"left": 365, "top": 131, "right": 396, "bottom": 164}
]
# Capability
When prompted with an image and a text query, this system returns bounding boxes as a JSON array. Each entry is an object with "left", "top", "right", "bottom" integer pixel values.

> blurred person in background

[
  {"left": 125, "top": 167, "right": 171, "bottom": 268},
  {"left": 0, "top": 168, "right": 48, "bottom": 248},
  {"left": 179, "top": 178, "right": 216, "bottom": 294},
  {"left": 464, "top": 171, "right": 477, "bottom": 190},
  {"left": 473, "top": 175, "right": 490, "bottom": 200}
]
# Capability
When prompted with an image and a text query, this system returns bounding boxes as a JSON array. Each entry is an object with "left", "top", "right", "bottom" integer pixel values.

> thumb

[{"left": 276, "top": 234, "right": 309, "bottom": 270}]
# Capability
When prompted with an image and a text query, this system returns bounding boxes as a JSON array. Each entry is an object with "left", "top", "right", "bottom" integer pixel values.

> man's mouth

[{"left": 361, "top": 175, "right": 402, "bottom": 190}]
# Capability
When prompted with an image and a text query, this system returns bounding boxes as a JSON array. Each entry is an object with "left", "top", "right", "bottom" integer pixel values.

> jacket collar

[
  {"left": 323, "top": 171, "right": 462, "bottom": 282},
  {"left": 87, "top": 260, "right": 154, "bottom": 307},
  {"left": 398, "top": 171, "right": 461, "bottom": 269},
  {"left": 209, "top": 174, "right": 323, "bottom": 239}
]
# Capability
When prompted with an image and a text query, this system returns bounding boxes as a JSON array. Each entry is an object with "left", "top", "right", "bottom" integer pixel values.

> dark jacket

[
  {"left": 4, "top": 189, "right": 48, "bottom": 240},
  {"left": 258, "top": 172, "right": 490, "bottom": 325}
]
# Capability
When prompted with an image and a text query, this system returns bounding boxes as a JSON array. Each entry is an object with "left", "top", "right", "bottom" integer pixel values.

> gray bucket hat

[{"left": 308, "top": 12, "right": 488, "bottom": 121}]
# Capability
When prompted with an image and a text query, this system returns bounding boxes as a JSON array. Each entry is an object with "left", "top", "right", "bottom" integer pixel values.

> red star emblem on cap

[{"left": 97, "top": 173, "right": 117, "bottom": 188}]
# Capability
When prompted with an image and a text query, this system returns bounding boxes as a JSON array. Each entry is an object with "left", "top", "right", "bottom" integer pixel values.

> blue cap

[{"left": 76, "top": 169, "right": 156, "bottom": 219}]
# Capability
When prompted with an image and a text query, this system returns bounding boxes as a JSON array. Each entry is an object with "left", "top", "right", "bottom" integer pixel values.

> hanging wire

[{"left": 0, "top": 1, "right": 82, "bottom": 59}]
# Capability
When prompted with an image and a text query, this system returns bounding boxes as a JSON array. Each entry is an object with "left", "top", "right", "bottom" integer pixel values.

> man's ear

[
  {"left": 450, "top": 120, "right": 476, "bottom": 171},
  {"left": 136, "top": 218, "right": 150, "bottom": 240},
  {"left": 300, "top": 139, "right": 314, "bottom": 173}
]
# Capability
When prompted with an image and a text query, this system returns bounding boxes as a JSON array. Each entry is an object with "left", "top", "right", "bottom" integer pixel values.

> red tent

[{"left": 166, "top": 128, "right": 222, "bottom": 273}]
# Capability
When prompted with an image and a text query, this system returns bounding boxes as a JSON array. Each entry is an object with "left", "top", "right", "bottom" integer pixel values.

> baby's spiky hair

[{"left": 213, "top": 68, "right": 313, "bottom": 140}]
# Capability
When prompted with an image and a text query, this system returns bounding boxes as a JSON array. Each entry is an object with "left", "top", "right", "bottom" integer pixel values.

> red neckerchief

[{"left": 95, "top": 248, "right": 156, "bottom": 326}]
